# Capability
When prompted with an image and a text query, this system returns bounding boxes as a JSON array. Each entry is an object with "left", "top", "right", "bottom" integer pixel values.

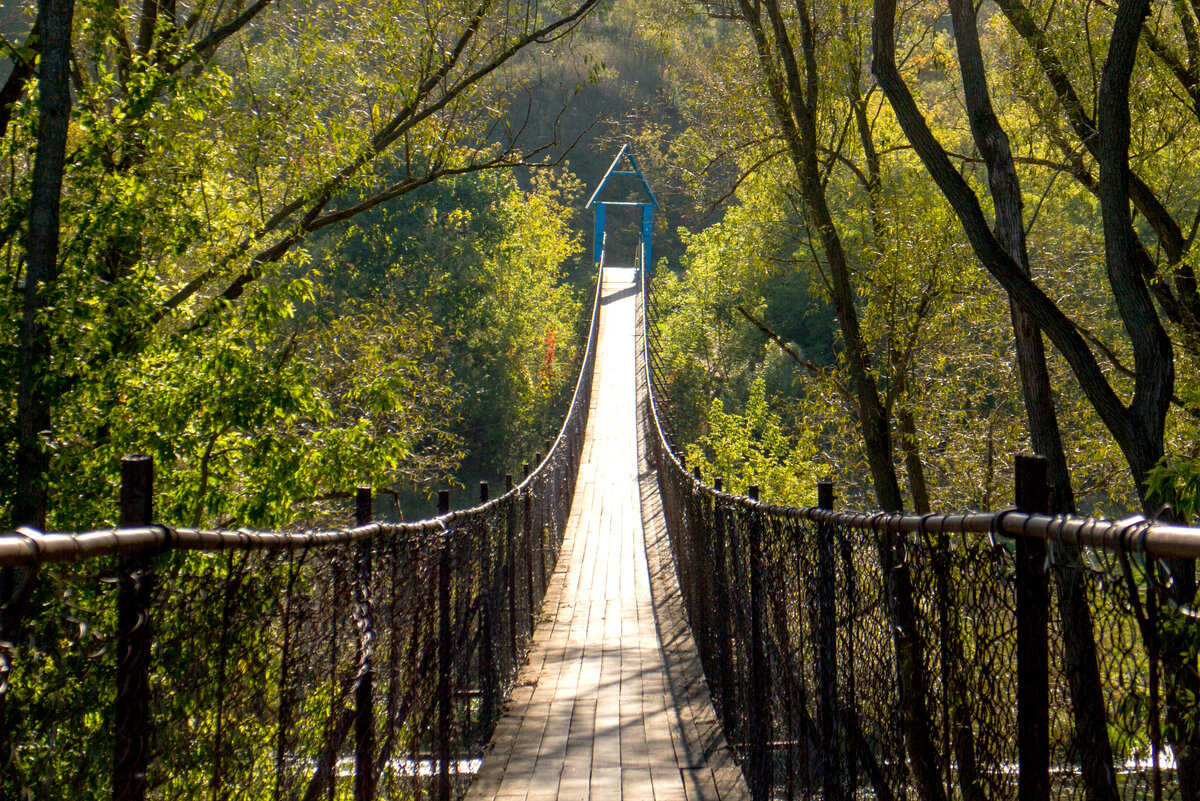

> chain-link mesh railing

[
  {"left": 640, "top": 264, "right": 1200, "bottom": 801},
  {"left": 0, "top": 263, "right": 602, "bottom": 801}
]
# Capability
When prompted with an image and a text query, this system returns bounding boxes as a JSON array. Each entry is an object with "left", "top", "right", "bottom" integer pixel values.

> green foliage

[
  {"left": 627, "top": 0, "right": 1166, "bottom": 515},
  {"left": 1, "top": 0, "right": 599, "bottom": 527},
  {"left": 686, "top": 377, "right": 819, "bottom": 505},
  {"left": 476, "top": 180, "right": 585, "bottom": 465},
  {"left": 311, "top": 170, "right": 586, "bottom": 491},
  {"left": 1147, "top": 457, "right": 1200, "bottom": 522},
  {"left": 2, "top": 564, "right": 117, "bottom": 799},
  {"left": 38, "top": 166, "right": 588, "bottom": 528},
  {"left": 649, "top": 171, "right": 823, "bottom": 443},
  {"left": 49, "top": 273, "right": 463, "bottom": 528}
]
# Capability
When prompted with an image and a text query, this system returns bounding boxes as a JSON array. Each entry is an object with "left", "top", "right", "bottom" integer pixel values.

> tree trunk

[
  {"left": 992, "top": 0, "right": 1200, "bottom": 341},
  {"left": 734, "top": 2, "right": 946, "bottom": 797},
  {"left": 871, "top": 0, "right": 1164, "bottom": 513},
  {"left": 945, "top": 0, "right": 1074, "bottom": 507},
  {"left": 850, "top": 57, "right": 933, "bottom": 518},
  {"left": 1095, "top": 7, "right": 1198, "bottom": 788},
  {"left": 943, "top": 8, "right": 1122, "bottom": 798},
  {"left": 874, "top": 0, "right": 1197, "bottom": 793},
  {"left": 13, "top": 0, "right": 76, "bottom": 529}
]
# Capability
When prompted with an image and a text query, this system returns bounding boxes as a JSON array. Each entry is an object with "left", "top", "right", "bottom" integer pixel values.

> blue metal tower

[{"left": 585, "top": 145, "right": 660, "bottom": 271}]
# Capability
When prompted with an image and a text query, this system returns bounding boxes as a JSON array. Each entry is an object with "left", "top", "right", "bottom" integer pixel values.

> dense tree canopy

[{"left": 1, "top": 0, "right": 601, "bottom": 528}]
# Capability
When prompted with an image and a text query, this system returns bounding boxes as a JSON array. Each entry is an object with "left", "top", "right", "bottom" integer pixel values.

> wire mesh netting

[
  {"left": 641, "top": 265, "right": 1199, "bottom": 801},
  {"left": 2, "top": 493, "right": 565, "bottom": 800}
]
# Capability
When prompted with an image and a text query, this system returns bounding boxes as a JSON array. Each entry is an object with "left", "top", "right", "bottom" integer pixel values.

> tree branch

[
  {"left": 872, "top": 0, "right": 1131, "bottom": 446},
  {"left": 0, "top": 20, "right": 40, "bottom": 141},
  {"left": 161, "top": 0, "right": 600, "bottom": 315},
  {"left": 736, "top": 305, "right": 825, "bottom": 377}
]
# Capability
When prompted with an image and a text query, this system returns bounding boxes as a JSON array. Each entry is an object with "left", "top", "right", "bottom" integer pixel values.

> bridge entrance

[
  {"left": 586, "top": 145, "right": 660, "bottom": 271},
  {"left": 592, "top": 206, "right": 647, "bottom": 268}
]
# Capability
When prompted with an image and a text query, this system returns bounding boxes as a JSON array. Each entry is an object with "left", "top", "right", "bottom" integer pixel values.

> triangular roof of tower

[{"left": 585, "top": 145, "right": 660, "bottom": 209}]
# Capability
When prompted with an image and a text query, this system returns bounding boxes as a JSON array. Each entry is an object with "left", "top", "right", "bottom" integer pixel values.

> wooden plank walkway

[{"left": 467, "top": 267, "right": 749, "bottom": 801}]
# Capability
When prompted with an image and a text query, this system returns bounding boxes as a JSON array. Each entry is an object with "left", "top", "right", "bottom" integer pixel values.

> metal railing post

[
  {"left": 479, "top": 481, "right": 497, "bottom": 729},
  {"left": 747, "top": 484, "right": 772, "bottom": 800},
  {"left": 505, "top": 474, "right": 518, "bottom": 662},
  {"left": 816, "top": 479, "right": 844, "bottom": 801},
  {"left": 834, "top": 479, "right": 859, "bottom": 800},
  {"left": 544, "top": 439, "right": 557, "bottom": 566},
  {"left": 436, "top": 490, "right": 452, "bottom": 801},
  {"left": 522, "top": 463, "right": 535, "bottom": 633},
  {"left": 114, "top": 455, "right": 155, "bottom": 801},
  {"left": 354, "top": 486, "right": 375, "bottom": 801},
  {"left": 546, "top": 473, "right": 556, "bottom": 574},
  {"left": 1015, "top": 455, "right": 1050, "bottom": 801},
  {"left": 533, "top": 453, "right": 546, "bottom": 594},
  {"left": 713, "top": 476, "right": 735, "bottom": 739},
  {"left": 689, "top": 467, "right": 708, "bottom": 653}
]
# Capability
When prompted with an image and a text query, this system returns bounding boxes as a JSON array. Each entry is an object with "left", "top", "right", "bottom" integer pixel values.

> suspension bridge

[
  {"left": 464, "top": 266, "right": 746, "bottom": 800},
  {"left": 1, "top": 151, "right": 1198, "bottom": 801}
]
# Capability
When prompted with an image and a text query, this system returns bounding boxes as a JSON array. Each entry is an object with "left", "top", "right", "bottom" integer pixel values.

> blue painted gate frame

[{"left": 585, "top": 145, "right": 660, "bottom": 271}]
